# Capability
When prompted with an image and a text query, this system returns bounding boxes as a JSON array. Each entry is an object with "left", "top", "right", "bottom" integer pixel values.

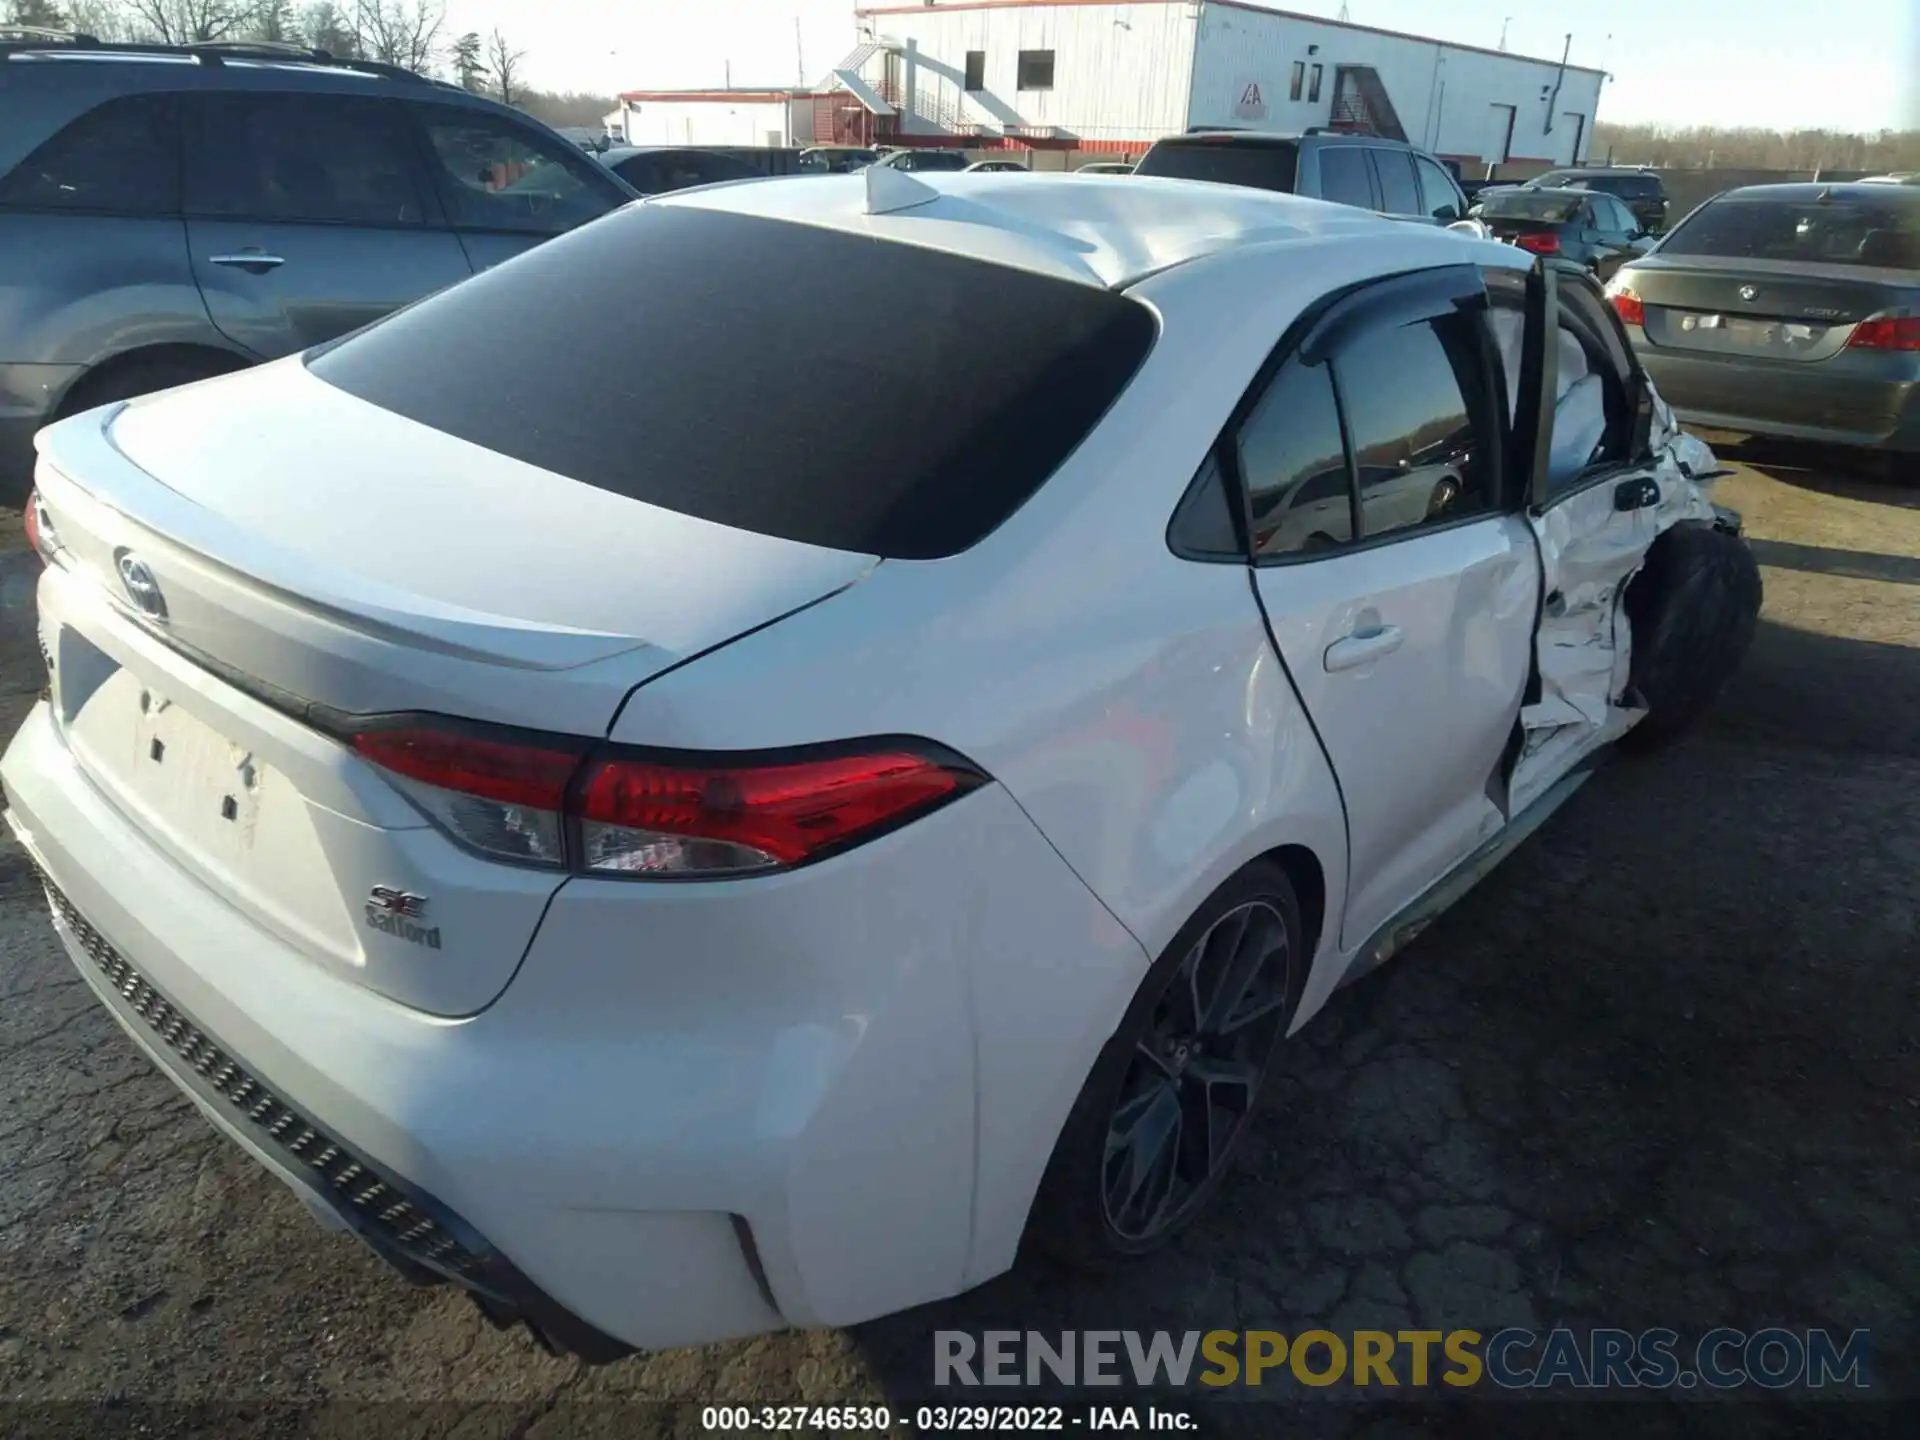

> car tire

[
  {"left": 55, "top": 352, "right": 246, "bottom": 421},
  {"left": 1025, "top": 860, "right": 1302, "bottom": 1272},
  {"left": 1622, "top": 520, "right": 1763, "bottom": 750}
]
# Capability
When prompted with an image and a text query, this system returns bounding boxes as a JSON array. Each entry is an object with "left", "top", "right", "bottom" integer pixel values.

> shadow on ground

[
  {"left": 847, "top": 616, "right": 1920, "bottom": 1429},
  {"left": 1712, "top": 438, "right": 1917, "bottom": 510}
]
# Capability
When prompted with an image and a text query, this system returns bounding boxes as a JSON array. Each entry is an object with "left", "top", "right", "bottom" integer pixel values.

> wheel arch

[{"left": 52, "top": 342, "right": 252, "bottom": 420}]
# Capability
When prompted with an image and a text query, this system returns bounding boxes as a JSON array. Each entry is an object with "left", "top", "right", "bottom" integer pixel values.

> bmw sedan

[
  {"left": 1606, "top": 183, "right": 1920, "bottom": 456},
  {"left": 6, "top": 172, "right": 1759, "bottom": 1360}
]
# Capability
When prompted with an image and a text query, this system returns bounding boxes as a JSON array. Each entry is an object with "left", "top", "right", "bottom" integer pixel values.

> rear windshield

[
  {"left": 1136, "top": 139, "right": 1300, "bottom": 193},
  {"left": 1480, "top": 191, "right": 1586, "bottom": 222},
  {"left": 1661, "top": 195, "right": 1920, "bottom": 268},
  {"left": 308, "top": 203, "right": 1156, "bottom": 560}
]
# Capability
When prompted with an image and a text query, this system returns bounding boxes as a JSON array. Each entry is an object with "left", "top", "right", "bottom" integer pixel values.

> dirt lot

[{"left": 0, "top": 442, "right": 1914, "bottom": 1436}]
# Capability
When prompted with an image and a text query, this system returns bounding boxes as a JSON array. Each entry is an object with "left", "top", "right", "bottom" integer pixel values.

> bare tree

[
  {"left": 298, "top": 0, "right": 356, "bottom": 56},
  {"left": 64, "top": 0, "right": 133, "bottom": 39},
  {"left": 6, "top": 0, "right": 70, "bottom": 30},
  {"left": 246, "top": 0, "right": 300, "bottom": 44},
  {"left": 123, "top": 0, "right": 253, "bottom": 43},
  {"left": 485, "top": 25, "right": 523, "bottom": 106},
  {"left": 353, "top": 0, "right": 439, "bottom": 74}
]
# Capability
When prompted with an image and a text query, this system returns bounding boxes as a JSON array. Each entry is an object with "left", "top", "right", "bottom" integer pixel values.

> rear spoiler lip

[{"left": 34, "top": 404, "right": 661, "bottom": 673}]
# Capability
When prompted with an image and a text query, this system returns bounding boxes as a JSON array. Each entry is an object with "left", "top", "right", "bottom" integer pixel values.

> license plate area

[{"left": 58, "top": 624, "right": 273, "bottom": 863}]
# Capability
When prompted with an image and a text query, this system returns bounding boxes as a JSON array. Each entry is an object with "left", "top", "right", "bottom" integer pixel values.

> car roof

[
  {"left": 1541, "top": 167, "right": 1657, "bottom": 176},
  {"left": 1711, "top": 182, "right": 1920, "bottom": 205},
  {"left": 1162, "top": 130, "right": 1422, "bottom": 149},
  {"left": 657, "top": 170, "right": 1507, "bottom": 289},
  {"left": 1486, "top": 187, "right": 1594, "bottom": 201}
]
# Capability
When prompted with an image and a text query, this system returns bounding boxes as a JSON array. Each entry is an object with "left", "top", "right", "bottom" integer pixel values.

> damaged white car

[{"left": 5, "top": 172, "right": 1760, "bottom": 1358}]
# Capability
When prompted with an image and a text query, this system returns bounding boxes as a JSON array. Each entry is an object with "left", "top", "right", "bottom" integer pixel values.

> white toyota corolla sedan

[{"left": 3, "top": 169, "right": 1760, "bottom": 1361}]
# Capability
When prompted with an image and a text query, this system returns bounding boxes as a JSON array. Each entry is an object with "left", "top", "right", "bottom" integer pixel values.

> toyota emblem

[
  {"left": 1739, "top": 285, "right": 1759, "bottom": 301},
  {"left": 115, "top": 552, "right": 167, "bottom": 622}
]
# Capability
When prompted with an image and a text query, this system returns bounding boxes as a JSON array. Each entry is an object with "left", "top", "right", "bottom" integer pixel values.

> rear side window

[
  {"left": 1238, "top": 361, "right": 1354, "bottom": 558},
  {"left": 1136, "top": 140, "right": 1299, "bottom": 192},
  {"left": 1333, "top": 315, "right": 1492, "bottom": 538},
  {"left": 1317, "top": 147, "right": 1375, "bottom": 209},
  {"left": 308, "top": 204, "right": 1156, "bottom": 560},
  {"left": 1372, "top": 150, "right": 1422, "bottom": 215},
  {"left": 0, "top": 94, "right": 179, "bottom": 215},
  {"left": 188, "top": 93, "right": 426, "bottom": 226},
  {"left": 1481, "top": 191, "right": 1586, "bottom": 223},
  {"left": 1662, "top": 195, "right": 1920, "bottom": 268}
]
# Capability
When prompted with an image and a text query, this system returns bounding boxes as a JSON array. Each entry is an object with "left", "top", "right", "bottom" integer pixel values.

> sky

[{"left": 441, "top": 0, "right": 1919, "bottom": 134}]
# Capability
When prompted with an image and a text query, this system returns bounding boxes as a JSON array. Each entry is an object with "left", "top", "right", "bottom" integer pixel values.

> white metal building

[
  {"left": 610, "top": 89, "right": 820, "bottom": 149},
  {"left": 833, "top": 0, "right": 1607, "bottom": 168}
]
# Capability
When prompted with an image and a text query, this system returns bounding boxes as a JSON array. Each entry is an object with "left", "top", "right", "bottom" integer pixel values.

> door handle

[
  {"left": 1324, "top": 624, "right": 1404, "bottom": 673},
  {"left": 208, "top": 252, "right": 286, "bottom": 273}
]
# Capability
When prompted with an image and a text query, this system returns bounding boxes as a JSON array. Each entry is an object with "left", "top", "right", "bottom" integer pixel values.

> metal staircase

[{"left": 1328, "top": 65, "right": 1407, "bottom": 142}]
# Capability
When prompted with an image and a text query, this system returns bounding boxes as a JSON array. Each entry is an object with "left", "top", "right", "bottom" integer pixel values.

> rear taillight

[
  {"left": 344, "top": 716, "right": 985, "bottom": 878},
  {"left": 23, "top": 488, "right": 59, "bottom": 565},
  {"left": 1846, "top": 315, "right": 1920, "bottom": 351},
  {"left": 1609, "top": 286, "right": 1646, "bottom": 327},
  {"left": 1514, "top": 231, "right": 1561, "bottom": 255}
]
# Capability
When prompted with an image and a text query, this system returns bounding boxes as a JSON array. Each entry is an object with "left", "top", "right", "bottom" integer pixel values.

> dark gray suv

[
  {"left": 1134, "top": 130, "right": 1474, "bottom": 225},
  {"left": 0, "top": 36, "right": 638, "bottom": 504}
]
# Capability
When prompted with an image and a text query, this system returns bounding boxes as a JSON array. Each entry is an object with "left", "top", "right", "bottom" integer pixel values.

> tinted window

[
  {"left": 1317, "top": 147, "right": 1375, "bottom": 209},
  {"left": 610, "top": 150, "right": 756, "bottom": 194},
  {"left": 0, "top": 94, "right": 179, "bottom": 215},
  {"left": 1308, "top": 64, "right": 1324, "bottom": 103},
  {"left": 1587, "top": 174, "right": 1660, "bottom": 199},
  {"left": 1372, "top": 150, "right": 1421, "bottom": 215},
  {"left": 1290, "top": 62, "right": 1305, "bottom": 101},
  {"left": 418, "top": 107, "right": 623, "bottom": 234},
  {"left": 1596, "top": 196, "right": 1637, "bottom": 231},
  {"left": 1136, "top": 140, "right": 1299, "bottom": 192},
  {"left": 1661, "top": 194, "right": 1920, "bottom": 267},
  {"left": 1239, "top": 361, "right": 1354, "bottom": 558},
  {"left": 308, "top": 204, "right": 1156, "bottom": 560},
  {"left": 904, "top": 151, "right": 970, "bottom": 171},
  {"left": 188, "top": 94, "right": 425, "bottom": 226},
  {"left": 964, "top": 50, "right": 986, "bottom": 91},
  {"left": 1414, "top": 155, "right": 1463, "bottom": 220},
  {"left": 1333, "top": 314, "right": 1491, "bottom": 538},
  {"left": 1018, "top": 50, "right": 1054, "bottom": 89},
  {"left": 1480, "top": 191, "right": 1586, "bottom": 222}
]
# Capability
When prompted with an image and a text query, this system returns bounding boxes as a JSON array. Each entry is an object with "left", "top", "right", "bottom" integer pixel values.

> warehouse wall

[
  {"left": 1188, "top": 4, "right": 1604, "bottom": 167},
  {"left": 618, "top": 99, "right": 796, "bottom": 148},
  {"left": 863, "top": 2, "right": 1197, "bottom": 146}
]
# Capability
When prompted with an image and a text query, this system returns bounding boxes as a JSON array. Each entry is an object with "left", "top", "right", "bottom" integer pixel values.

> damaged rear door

[{"left": 1496, "top": 260, "right": 1719, "bottom": 812}]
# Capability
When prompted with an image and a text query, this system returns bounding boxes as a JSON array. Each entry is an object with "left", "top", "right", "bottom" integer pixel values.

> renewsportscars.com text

[{"left": 934, "top": 1327, "right": 1874, "bottom": 1392}]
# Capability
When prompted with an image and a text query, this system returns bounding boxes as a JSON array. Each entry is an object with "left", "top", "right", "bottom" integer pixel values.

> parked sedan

[
  {"left": 871, "top": 148, "right": 972, "bottom": 172},
  {"left": 1607, "top": 183, "right": 1920, "bottom": 454},
  {"left": 1076, "top": 161, "right": 1135, "bottom": 175},
  {"left": 1473, "top": 187, "right": 1655, "bottom": 278},
  {"left": 8, "top": 175, "right": 1758, "bottom": 1361},
  {"left": 965, "top": 158, "right": 1028, "bottom": 173}
]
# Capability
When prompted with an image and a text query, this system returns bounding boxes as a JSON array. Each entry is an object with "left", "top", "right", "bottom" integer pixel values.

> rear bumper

[
  {"left": 1638, "top": 345, "right": 1920, "bottom": 452},
  {"left": 2, "top": 698, "right": 1148, "bottom": 1353}
]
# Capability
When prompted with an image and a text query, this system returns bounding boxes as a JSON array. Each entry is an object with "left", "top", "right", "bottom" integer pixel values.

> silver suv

[{"left": 0, "top": 35, "right": 638, "bottom": 504}]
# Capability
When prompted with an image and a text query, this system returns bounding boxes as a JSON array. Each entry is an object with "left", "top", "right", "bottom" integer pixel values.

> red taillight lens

[
  {"left": 575, "top": 747, "right": 980, "bottom": 876},
  {"left": 1846, "top": 315, "right": 1920, "bottom": 351},
  {"left": 22, "top": 487, "right": 59, "bottom": 565},
  {"left": 23, "top": 488, "right": 41, "bottom": 556},
  {"left": 1610, "top": 287, "right": 1646, "bottom": 327},
  {"left": 1514, "top": 231, "right": 1561, "bottom": 255},
  {"left": 346, "top": 716, "right": 982, "bottom": 877}
]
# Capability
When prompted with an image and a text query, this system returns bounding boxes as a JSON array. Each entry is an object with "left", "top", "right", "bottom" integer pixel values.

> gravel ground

[{"left": 0, "top": 442, "right": 1914, "bottom": 1437}]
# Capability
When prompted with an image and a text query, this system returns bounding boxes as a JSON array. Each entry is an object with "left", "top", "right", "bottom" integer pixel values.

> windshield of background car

[
  {"left": 1661, "top": 194, "right": 1920, "bottom": 267},
  {"left": 1136, "top": 140, "right": 1300, "bottom": 191},
  {"left": 307, "top": 204, "right": 1157, "bottom": 560},
  {"left": 1479, "top": 191, "right": 1586, "bottom": 222}
]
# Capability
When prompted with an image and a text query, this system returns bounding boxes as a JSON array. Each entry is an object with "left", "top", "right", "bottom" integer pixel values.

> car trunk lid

[
  {"left": 28, "top": 361, "right": 877, "bottom": 1015},
  {"left": 1623, "top": 256, "right": 1917, "bottom": 363}
]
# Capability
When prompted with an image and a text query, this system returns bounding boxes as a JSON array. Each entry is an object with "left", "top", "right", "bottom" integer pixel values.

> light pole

[{"left": 1499, "top": 17, "right": 1513, "bottom": 51}]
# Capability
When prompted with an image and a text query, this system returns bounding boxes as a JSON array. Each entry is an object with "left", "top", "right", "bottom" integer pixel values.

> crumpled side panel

[{"left": 1510, "top": 412, "right": 1719, "bottom": 814}]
